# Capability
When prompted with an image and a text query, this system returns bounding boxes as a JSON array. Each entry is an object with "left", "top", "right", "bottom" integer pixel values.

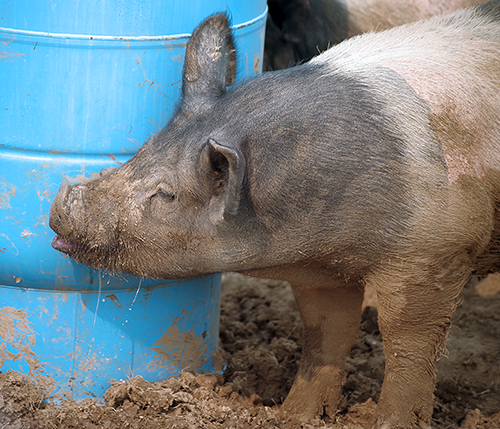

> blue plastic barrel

[{"left": 0, "top": 0, "right": 267, "bottom": 400}]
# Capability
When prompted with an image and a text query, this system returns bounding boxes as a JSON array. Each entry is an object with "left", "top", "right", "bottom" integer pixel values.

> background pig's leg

[
  {"left": 283, "top": 282, "right": 364, "bottom": 420},
  {"left": 370, "top": 265, "right": 468, "bottom": 429}
]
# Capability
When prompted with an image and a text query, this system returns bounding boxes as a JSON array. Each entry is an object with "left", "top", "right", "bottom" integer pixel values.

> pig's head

[{"left": 50, "top": 14, "right": 253, "bottom": 279}]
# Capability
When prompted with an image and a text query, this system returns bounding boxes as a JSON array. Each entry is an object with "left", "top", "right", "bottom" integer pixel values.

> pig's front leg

[
  {"left": 283, "top": 282, "right": 365, "bottom": 421},
  {"left": 369, "top": 264, "right": 468, "bottom": 429}
]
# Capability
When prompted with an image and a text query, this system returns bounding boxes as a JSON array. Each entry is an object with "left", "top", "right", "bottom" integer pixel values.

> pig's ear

[
  {"left": 182, "top": 14, "right": 236, "bottom": 112},
  {"left": 199, "top": 138, "right": 246, "bottom": 226}
]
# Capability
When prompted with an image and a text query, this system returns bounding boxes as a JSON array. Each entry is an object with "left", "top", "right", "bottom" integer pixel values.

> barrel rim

[
  {"left": 0, "top": 273, "right": 222, "bottom": 293},
  {"left": 0, "top": 8, "right": 268, "bottom": 43}
]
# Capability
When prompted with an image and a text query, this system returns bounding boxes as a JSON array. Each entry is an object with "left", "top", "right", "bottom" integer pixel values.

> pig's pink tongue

[{"left": 52, "top": 235, "right": 86, "bottom": 253}]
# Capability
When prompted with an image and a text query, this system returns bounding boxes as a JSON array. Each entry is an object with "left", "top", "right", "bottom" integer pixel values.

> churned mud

[{"left": 0, "top": 273, "right": 499, "bottom": 429}]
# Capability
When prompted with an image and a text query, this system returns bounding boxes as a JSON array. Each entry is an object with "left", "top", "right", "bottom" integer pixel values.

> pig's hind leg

[{"left": 283, "top": 282, "right": 365, "bottom": 421}]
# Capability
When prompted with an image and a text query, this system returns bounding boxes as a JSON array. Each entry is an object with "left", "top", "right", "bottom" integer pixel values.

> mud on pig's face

[{"left": 49, "top": 133, "right": 234, "bottom": 279}]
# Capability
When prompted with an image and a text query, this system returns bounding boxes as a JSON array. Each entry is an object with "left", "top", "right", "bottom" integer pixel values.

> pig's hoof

[
  {"left": 377, "top": 425, "right": 430, "bottom": 429},
  {"left": 375, "top": 421, "right": 431, "bottom": 429},
  {"left": 282, "top": 369, "right": 343, "bottom": 421},
  {"left": 374, "top": 401, "right": 433, "bottom": 429}
]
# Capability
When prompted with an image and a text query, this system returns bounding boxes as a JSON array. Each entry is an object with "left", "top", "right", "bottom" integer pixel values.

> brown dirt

[{"left": 0, "top": 273, "right": 499, "bottom": 429}]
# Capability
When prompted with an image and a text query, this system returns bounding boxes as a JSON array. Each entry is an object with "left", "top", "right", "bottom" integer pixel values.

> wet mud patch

[{"left": 0, "top": 273, "right": 499, "bottom": 428}]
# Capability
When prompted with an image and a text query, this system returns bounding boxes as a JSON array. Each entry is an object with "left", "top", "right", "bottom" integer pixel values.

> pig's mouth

[
  {"left": 52, "top": 234, "right": 123, "bottom": 274},
  {"left": 52, "top": 235, "right": 90, "bottom": 255}
]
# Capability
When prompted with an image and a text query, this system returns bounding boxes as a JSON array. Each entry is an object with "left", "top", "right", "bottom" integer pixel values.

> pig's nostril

[
  {"left": 49, "top": 183, "right": 74, "bottom": 236},
  {"left": 49, "top": 203, "right": 69, "bottom": 235}
]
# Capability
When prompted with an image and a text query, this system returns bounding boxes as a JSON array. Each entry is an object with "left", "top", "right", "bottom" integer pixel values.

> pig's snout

[
  {"left": 49, "top": 182, "right": 73, "bottom": 238},
  {"left": 50, "top": 182, "right": 91, "bottom": 254}
]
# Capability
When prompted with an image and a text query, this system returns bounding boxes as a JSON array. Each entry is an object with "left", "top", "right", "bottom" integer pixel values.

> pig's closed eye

[
  {"left": 151, "top": 189, "right": 176, "bottom": 202},
  {"left": 149, "top": 189, "right": 176, "bottom": 217}
]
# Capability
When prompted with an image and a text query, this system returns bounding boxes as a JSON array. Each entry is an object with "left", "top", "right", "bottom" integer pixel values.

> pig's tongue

[{"left": 52, "top": 235, "right": 86, "bottom": 254}]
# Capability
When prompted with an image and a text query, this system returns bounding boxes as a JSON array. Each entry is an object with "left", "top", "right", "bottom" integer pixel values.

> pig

[
  {"left": 50, "top": 3, "right": 500, "bottom": 428},
  {"left": 264, "top": 0, "right": 491, "bottom": 70}
]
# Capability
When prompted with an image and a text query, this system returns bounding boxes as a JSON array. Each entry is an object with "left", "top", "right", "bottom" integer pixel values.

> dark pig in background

[
  {"left": 264, "top": 0, "right": 491, "bottom": 70},
  {"left": 50, "top": 3, "right": 500, "bottom": 428}
]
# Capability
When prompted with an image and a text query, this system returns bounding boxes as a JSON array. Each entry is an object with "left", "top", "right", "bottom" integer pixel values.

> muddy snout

[
  {"left": 49, "top": 181, "right": 73, "bottom": 238},
  {"left": 50, "top": 182, "right": 92, "bottom": 254},
  {"left": 49, "top": 179, "right": 121, "bottom": 256}
]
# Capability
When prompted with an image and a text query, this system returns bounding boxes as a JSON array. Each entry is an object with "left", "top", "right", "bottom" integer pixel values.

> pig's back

[{"left": 312, "top": 1, "right": 500, "bottom": 183}]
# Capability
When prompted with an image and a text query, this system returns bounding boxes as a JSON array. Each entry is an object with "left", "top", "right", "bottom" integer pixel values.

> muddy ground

[{"left": 0, "top": 272, "right": 499, "bottom": 429}]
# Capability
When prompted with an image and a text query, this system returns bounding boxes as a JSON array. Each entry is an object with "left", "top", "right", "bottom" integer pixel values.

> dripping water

[
  {"left": 91, "top": 269, "right": 103, "bottom": 341},
  {"left": 129, "top": 278, "right": 142, "bottom": 311}
]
